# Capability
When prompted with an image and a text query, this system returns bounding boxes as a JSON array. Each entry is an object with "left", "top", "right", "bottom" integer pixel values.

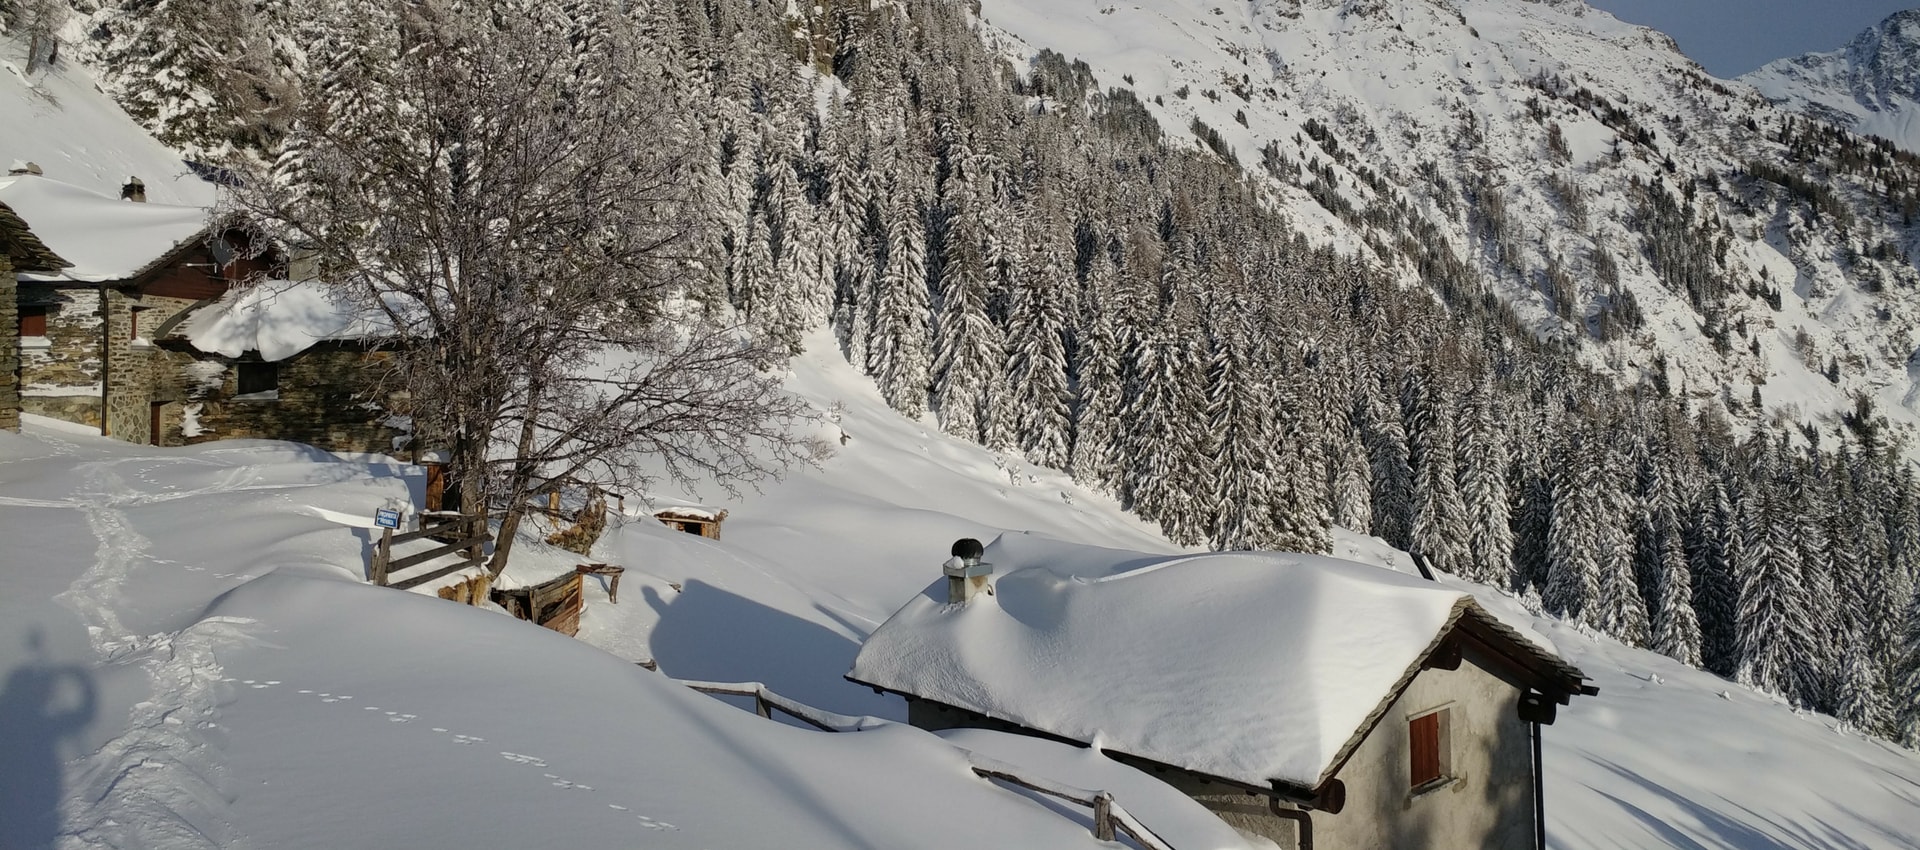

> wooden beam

[
  {"left": 386, "top": 534, "right": 493, "bottom": 572},
  {"left": 388, "top": 557, "right": 486, "bottom": 591}
]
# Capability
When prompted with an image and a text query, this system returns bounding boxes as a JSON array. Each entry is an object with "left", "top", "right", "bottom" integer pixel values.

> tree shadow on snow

[
  {"left": 643, "top": 582, "right": 898, "bottom": 721},
  {"left": 0, "top": 628, "right": 97, "bottom": 850}
]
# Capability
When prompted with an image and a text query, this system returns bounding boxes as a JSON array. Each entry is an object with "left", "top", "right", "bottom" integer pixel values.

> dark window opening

[
  {"left": 19, "top": 306, "right": 47, "bottom": 337},
  {"left": 236, "top": 361, "right": 279, "bottom": 396}
]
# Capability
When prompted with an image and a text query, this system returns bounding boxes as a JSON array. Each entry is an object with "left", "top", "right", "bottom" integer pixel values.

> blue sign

[{"left": 375, "top": 508, "right": 402, "bottom": 529}]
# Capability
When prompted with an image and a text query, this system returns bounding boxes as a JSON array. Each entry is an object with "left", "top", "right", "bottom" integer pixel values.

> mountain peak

[{"left": 1742, "top": 9, "right": 1920, "bottom": 153}]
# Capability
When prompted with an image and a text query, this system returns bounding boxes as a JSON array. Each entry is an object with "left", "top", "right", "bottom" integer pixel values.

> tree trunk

[{"left": 486, "top": 407, "right": 543, "bottom": 576}]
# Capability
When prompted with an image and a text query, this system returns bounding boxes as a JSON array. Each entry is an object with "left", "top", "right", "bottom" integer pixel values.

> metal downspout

[
  {"left": 1533, "top": 720, "right": 1546, "bottom": 850},
  {"left": 98, "top": 284, "right": 109, "bottom": 436},
  {"left": 1270, "top": 799, "right": 1313, "bottom": 850}
]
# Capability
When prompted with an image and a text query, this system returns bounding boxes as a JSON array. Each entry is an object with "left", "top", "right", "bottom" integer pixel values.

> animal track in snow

[{"left": 500, "top": 752, "right": 548, "bottom": 768}]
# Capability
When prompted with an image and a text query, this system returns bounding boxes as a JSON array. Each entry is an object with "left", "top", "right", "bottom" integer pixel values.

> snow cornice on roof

[
  {"left": 0, "top": 199, "right": 70, "bottom": 272},
  {"left": 0, "top": 175, "right": 212, "bottom": 283}
]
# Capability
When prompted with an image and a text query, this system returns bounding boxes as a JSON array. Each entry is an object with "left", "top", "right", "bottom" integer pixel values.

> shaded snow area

[
  {"left": 0, "top": 41, "right": 213, "bottom": 206},
  {"left": 851, "top": 538, "right": 1473, "bottom": 789},
  {"left": 3, "top": 334, "right": 1918, "bottom": 846},
  {"left": 0, "top": 175, "right": 206, "bottom": 281},
  {"left": 183, "top": 279, "right": 396, "bottom": 362}
]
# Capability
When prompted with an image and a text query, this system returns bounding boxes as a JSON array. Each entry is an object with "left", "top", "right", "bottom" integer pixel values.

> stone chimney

[
  {"left": 944, "top": 538, "right": 992, "bottom": 604},
  {"left": 120, "top": 177, "right": 147, "bottom": 203}
]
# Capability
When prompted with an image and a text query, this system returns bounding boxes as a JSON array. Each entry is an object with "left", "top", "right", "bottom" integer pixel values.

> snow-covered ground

[{"left": 4, "top": 334, "right": 1918, "bottom": 847}]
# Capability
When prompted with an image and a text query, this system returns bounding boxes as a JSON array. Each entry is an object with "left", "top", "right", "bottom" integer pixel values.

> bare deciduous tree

[{"left": 233, "top": 0, "right": 821, "bottom": 572}]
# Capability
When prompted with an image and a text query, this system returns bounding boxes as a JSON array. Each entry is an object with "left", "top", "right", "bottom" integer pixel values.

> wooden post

[
  {"left": 372, "top": 527, "right": 393, "bottom": 586},
  {"left": 755, "top": 694, "right": 773, "bottom": 719},
  {"left": 1092, "top": 792, "right": 1114, "bottom": 842},
  {"left": 548, "top": 491, "right": 561, "bottom": 515}
]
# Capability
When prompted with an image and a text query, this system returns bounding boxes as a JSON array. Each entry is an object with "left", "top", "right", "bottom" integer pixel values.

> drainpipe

[
  {"left": 98, "top": 284, "right": 109, "bottom": 436},
  {"left": 1532, "top": 720, "right": 1546, "bottom": 850},
  {"left": 1269, "top": 799, "right": 1313, "bottom": 850}
]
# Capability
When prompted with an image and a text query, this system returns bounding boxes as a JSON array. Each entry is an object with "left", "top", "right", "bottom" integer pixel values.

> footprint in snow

[
  {"left": 452, "top": 734, "right": 485, "bottom": 745},
  {"left": 501, "top": 752, "right": 548, "bottom": 768},
  {"left": 636, "top": 816, "right": 677, "bottom": 831}
]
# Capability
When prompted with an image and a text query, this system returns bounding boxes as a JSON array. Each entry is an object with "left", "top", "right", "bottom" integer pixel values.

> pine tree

[
  {"left": 930, "top": 163, "right": 1003, "bottom": 443},
  {"left": 1069, "top": 257, "right": 1126, "bottom": 493},
  {"left": 1403, "top": 369, "right": 1469, "bottom": 575},
  {"left": 1006, "top": 217, "right": 1073, "bottom": 469},
  {"left": 1545, "top": 427, "right": 1606, "bottom": 626},
  {"left": 1456, "top": 379, "right": 1514, "bottom": 585},
  {"left": 867, "top": 179, "right": 931, "bottom": 417},
  {"left": 1204, "top": 319, "right": 1276, "bottom": 550}
]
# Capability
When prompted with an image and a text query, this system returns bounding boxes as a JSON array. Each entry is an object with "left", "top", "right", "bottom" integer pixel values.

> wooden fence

[
  {"left": 371, "top": 511, "right": 490, "bottom": 590},
  {"left": 675, "top": 679, "right": 1175, "bottom": 849}
]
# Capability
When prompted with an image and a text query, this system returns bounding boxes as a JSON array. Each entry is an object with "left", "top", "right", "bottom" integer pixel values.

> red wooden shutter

[
  {"left": 19, "top": 306, "right": 47, "bottom": 337},
  {"left": 1410, "top": 712, "right": 1441, "bottom": 788}
]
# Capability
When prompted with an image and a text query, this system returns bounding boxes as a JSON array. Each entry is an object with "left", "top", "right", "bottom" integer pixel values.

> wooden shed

[{"left": 654, "top": 507, "right": 727, "bottom": 540}]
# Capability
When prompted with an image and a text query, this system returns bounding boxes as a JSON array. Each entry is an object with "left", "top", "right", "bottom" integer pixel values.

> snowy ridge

[
  {"left": 977, "top": 0, "right": 1920, "bottom": 451},
  {"left": 1742, "top": 10, "right": 1920, "bottom": 156}
]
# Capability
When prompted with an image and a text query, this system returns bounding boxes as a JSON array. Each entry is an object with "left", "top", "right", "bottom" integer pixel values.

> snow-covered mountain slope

[
  {"left": 5, "top": 335, "right": 1917, "bottom": 846},
  {"left": 0, "top": 38, "right": 212, "bottom": 205},
  {"left": 976, "top": 0, "right": 1920, "bottom": 453},
  {"left": 1743, "top": 10, "right": 1920, "bottom": 156}
]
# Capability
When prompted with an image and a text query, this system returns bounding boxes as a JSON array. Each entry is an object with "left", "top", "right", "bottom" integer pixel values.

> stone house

[
  {"left": 4, "top": 173, "right": 405, "bottom": 453},
  {"left": 848, "top": 535, "right": 1597, "bottom": 850},
  {"left": 1, "top": 198, "right": 71, "bottom": 432}
]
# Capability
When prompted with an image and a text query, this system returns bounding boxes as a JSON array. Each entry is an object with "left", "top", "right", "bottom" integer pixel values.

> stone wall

[
  {"left": 1, "top": 257, "right": 16, "bottom": 432},
  {"left": 19, "top": 285, "right": 103, "bottom": 394},
  {"left": 152, "top": 343, "right": 406, "bottom": 455},
  {"left": 104, "top": 288, "right": 151, "bottom": 442}
]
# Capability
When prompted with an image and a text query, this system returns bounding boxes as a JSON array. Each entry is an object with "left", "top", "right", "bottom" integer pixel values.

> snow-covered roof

[
  {"left": 0, "top": 174, "right": 209, "bottom": 282},
  {"left": 178, "top": 278, "right": 396, "bottom": 361},
  {"left": 849, "top": 533, "right": 1590, "bottom": 792},
  {"left": 647, "top": 495, "right": 726, "bottom": 521}
]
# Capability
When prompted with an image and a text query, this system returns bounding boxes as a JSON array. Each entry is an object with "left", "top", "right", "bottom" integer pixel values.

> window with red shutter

[
  {"left": 1410, "top": 709, "right": 1446, "bottom": 789},
  {"left": 19, "top": 306, "right": 47, "bottom": 337}
]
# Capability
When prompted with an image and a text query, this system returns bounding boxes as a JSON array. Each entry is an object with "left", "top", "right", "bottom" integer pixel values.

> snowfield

[{"left": 3, "top": 335, "right": 1918, "bottom": 847}]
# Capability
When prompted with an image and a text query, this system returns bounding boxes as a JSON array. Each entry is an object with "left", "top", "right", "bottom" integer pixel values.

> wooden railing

[
  {"left": 371, "top": 511, "right": 490, "bottom": 590},
  {"left": 674, "top": 679, "right": 1175, "bottom": 849}
]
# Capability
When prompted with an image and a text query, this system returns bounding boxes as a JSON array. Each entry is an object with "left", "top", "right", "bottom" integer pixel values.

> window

[
  {"left": 236, "top": 362, "right": 279, "bottom": 397},
  {"left": 1409, "top": 707, "right": 1451, "bottom": 790},
  {"left": 18, "top": 306, "right": 47, "bottom": 337}
]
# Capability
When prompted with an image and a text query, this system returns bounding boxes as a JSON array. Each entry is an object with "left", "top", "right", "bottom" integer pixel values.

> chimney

[
  {"left": 944, "top": 538, "right": 992, "bottom": 604},
  {"left": 120, "top": 177, "right": 147, "bottom": 203},
  {"left": 7, "top": 161, "right": 42, "bottom": 176}
]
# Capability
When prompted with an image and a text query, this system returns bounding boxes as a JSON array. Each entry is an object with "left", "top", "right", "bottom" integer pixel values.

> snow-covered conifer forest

[{"left": 7, "top": 0, "right": 1920, "bottom": 843}]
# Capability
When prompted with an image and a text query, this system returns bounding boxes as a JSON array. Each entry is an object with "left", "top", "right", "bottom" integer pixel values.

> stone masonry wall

[
  {"left": 104, "top": 289, "right": 152, "bottom": 443},
  {"left": 152, "top": 344, "right": 405, "bottom": 455},
  {"left": 1, "top": 258, "right": 16, "bottom": 432}
]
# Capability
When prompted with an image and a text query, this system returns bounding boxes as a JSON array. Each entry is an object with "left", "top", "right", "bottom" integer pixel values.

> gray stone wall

[
  {"left": 19, "top": 285, "right": 103, "bottom": 395},
  {"left": 152, "top": 344, "right": 406, "bottom": 455},
  {"left": 104, "top": 289, "right": 152, "bottom": 443},
  {"left": 1, "top": 258, "right": 16, "bottom": 432}
]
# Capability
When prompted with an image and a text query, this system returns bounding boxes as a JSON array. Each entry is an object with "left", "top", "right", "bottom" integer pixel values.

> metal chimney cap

[{"left": 951, "top": 538, "right": 985, "bottom": 561}]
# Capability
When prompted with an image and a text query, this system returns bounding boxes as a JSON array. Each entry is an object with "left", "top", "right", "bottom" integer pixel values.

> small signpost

[{"left": 375, "top": 508, "right": 402, "bottom": 529}]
